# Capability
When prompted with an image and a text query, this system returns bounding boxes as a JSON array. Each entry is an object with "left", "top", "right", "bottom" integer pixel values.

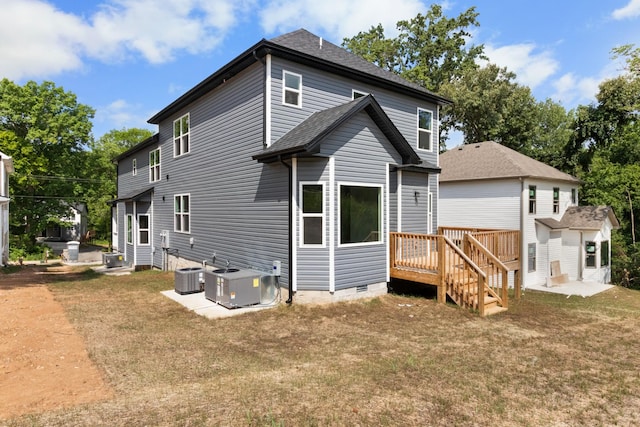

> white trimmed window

[
  {"left": 528, "top": 243, "right": 536, "bottom": 272},
  {"left": 300, "top": 183, "right": 325, "bottom": 246},
  {"left": 283, "top": 71, "right": 302, "bottom": 107},
  {"left": 138, "top": 214, "right": 150, "bottom": 245},
  {"left": 149, "top": 148, "right": 160, "bottom": 183},
  {"left": 174, "top": 194, "right": 190, "bottom": 233},
  {"left": 173, "top": 113, "right": 190, "bottom": 157},
  {"left": 553, "top": 187, "right": 560, "bottom": 214},
  {"left": 132, "top": 158, "right": 137, "bottom": 176},
  {"left": 529, "top": 185, "right": 536, "bottom": 214},
  {"left": 417, "top": 108, "right": 433, "bottom": 151},
  {"left": 126, "top": 214, "right": 133, "bottom": 245},
  {"left": 339, "top": 184, "right": 382, "bottom": 246}
]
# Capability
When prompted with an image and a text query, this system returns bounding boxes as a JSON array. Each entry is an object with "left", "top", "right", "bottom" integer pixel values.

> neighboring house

[
  {"left": 439, "top": 141, "right": 618, "bottom": 287},
  {"left": 111, "top": 29, "right": 450, "bottom": 302},
  {"left": 42, "top": 203, "right": 88, "bottom": 242},
  {"left": 1, "top": 150, "right": 14, "bottom": 266}
]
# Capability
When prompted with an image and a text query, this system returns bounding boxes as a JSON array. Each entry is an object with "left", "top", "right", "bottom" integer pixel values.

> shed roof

[
  {"left": 252, "top": 95, "right": 423, "bottom": 166},
  {"left": 440, "top": 141, "right": 581, "bottom": 184},
  {"left": 148, "top": 29, "right": 451, "bottom": 124},
  {"left": 536, "top": 206, "right": 620, "bottom": 231},
  {"left": 109, "top": 186, "right": 154, "bottom": 205}
]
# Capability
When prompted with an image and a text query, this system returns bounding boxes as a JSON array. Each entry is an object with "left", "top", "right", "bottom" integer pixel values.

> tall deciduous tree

[
  {"left": 0, "top": 79, "right": 94, "bottom": 248},
  {"left": 342, "top": 5, "right": 486, "bottom": 92},
  {"left": 86, "top": 128, "right": 153, "bottom": 238}
]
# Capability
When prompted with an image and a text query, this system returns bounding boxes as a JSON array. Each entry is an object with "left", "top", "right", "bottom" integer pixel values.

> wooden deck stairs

[{"left": 390, "top": 227, "right": 521, "bottom": 316}]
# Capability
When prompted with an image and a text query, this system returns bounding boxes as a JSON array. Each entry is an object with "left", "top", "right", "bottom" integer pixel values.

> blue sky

[{"left": 1, "top": 0, "right": 639, "bottom": 141}]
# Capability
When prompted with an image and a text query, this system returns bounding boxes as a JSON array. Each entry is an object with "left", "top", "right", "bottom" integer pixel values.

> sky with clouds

[{"left": 1, "top": 0, "right": 639, "bottom": 140}]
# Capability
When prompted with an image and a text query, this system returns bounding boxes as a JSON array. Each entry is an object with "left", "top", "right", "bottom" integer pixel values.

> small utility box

[{"left": 67, "top": 241, "right": 80, "bottom": 262}]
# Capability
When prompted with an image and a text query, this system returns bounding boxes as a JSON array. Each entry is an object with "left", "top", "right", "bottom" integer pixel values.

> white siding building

[{"left": 439, "top": 141, "right": 618, "bottom": 287}]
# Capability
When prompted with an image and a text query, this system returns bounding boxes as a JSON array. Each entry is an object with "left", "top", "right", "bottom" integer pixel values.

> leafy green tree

[
  {"left": 438, "top": 64, "right": 540, "bottom": 152},
  {"left": 342, "top": 5, "right": 486, "bottom": 92},
  {"left": 575, "top": 45, "right": 640, "bottom": 287},
  {"left": 86, "top": 128, "right": 153, "bottom": 239},
  {"left": 0, "top": 79, "right": 94, "bottom": 249}
]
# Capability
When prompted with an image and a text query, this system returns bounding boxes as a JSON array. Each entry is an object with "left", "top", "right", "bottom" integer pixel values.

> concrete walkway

[
  {"left": 161, "top": 289, "right": 279, "bottom": 319},
  {"left": 525, "top": 280, "right": 614, "bottom": 297}
]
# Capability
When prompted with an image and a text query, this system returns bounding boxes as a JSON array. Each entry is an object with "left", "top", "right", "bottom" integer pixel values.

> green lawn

[{"left": 6, "top": 268, "right": 640, "bottom": 426}]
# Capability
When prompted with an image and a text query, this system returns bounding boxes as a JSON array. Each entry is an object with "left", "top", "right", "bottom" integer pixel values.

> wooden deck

[{"left": 390, "top": 228, "right": 521, "bottom": 316}]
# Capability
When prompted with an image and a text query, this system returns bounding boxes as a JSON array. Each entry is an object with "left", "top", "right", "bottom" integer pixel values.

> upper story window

[
  {"left": 352, "top": 90, "right": 368, "bottom": 99},
  {"left": 301, "top": 183, "right": 324, "bottom": 246},
  {"left": 174, "top": 194, "right": 190, "bottom": 233},
  {"left": 173, "top": 113, "right": 190, "bottom": 157},
  {"left": 132, "top": 158, "right": 137, "bottom": 176},
  {"left": 149, "top": 148, "right": 160, "bottom": 183},
  {"left": 553, "top": 187, "right": 560, "bottom": 214},
  {"left": 571, "top": 188, "right": 577, "bottom": 205},
  {"left": 417, "top": 108, "right": 433, "bottom": 151},
  {"left": 528, "top": 185, "right": 536, "bottom": 214},
  {"left": 283, "top": 71, "right": 302, "bottom": 107}
]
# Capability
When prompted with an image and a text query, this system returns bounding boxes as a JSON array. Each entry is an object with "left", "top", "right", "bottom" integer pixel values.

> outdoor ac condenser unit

[
  {"left": 103, "top": 253, "right": 125, "bottom": 268},
  {"left": 174, "top": 267, "right": 204, "bottom": 295}
]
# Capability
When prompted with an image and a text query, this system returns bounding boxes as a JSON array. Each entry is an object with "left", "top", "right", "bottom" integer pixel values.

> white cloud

[
  {"left": 0, "top": 0, "right": 92, "bottom": 80},
  {"left": 93, "top": 99, "right": 155, "bottom": 137},
  {"left": 612, "top": 0, "right": 640, "bottom": 20},
  {"left": 259, "top": 0, "right": 427, "bottom": 41},
  {"left": 0, "top": 0, "right": 252, "bottom": 80},
  {"left": 484, "top": 43, "right": 559, "bottom": 89}
]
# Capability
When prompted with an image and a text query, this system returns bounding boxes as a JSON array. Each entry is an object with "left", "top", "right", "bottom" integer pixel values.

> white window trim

[
  {"left": 282, "top": 70, "right": 302, "bottom": 107},
  {"left": 352, "top": 89, "right": 368, "bottom": 99},
  {"left": 174, "top": 193, "right": 191, "bottom": 234},
  {"left": 137, "top": 214, "right": 150, "bottom": 246},
  {"left": 132, "top": 158, "right": 137, "bottom": 176},
  {"left": 337, "top": 182, "right": 384, "bottom": 248},
  {"left": 126, "top": 214, "right": 133, "bottom": 245},
  {"left": 149, "top": 148, "right": 161, "bottom": 183},
  {"left": 299, "top": 181, "right": 326, "bottom": 248},
  {"left": 173, "top": 113, "right": 190, "bottom": 158},
  {"left": 417, "top": 107, "right": 434, "bottom": 152}
]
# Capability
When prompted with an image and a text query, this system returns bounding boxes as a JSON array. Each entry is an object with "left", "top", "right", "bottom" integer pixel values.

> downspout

[{"left": 280, "top": 155, "right": 293, "bottom": 304}]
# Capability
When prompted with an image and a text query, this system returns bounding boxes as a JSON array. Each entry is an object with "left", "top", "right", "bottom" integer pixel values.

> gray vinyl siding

[
  {"left": 269, "top": 57, "right": 439, "bottom": 168},
  {"left": 116, "top": 143, "right": 155, "bottom": 195},
  {"left": 389, "top": 171, "right": 398, "bottom": 232},
  {"left": 296, "top": 158, "right": 330, "bottom": 290},
  {"left": 124, "top": 203, "right": 134, "bottom": 263},
  {"left": 401, "top": 171, "right": 430, "bottom": 233},
  {"left": 116, "top": 202, "right": 125, "bottom": 253},
  {"left": 149, "top": 63, "right": 290, "bottom": 282},
  {"left": 320, "top": 111, "right": 403, "bottom": 290}
]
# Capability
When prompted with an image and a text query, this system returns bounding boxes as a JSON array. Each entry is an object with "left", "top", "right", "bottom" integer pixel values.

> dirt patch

[{"left": 0, "top": 265, "right": 112, "bottom": 419}]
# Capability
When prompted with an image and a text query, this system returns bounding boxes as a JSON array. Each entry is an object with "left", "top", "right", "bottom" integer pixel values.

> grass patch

[{"left": 5, "top": 269, "right": 640, "bottom": 426}]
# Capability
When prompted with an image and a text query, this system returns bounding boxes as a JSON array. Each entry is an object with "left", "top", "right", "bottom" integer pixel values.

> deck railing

[
  {"left": 464, "top": 234, "right": 509, "bottom": 308},
  {"left": 390, "top": 232, "right": 439, "bottom": 271},
  {"left": 439, "top": 226, "right": 520, "bottom": 264}
]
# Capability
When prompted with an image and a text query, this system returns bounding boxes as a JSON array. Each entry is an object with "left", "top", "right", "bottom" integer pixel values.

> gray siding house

[{"left": 112, "top": 29, "right": 450, "bottom": 303}]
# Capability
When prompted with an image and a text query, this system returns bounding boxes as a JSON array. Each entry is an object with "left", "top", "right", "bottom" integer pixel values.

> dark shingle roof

[
  {"left": 253, "top": 94, "right": 421, "bottom": 165},
  {"left": 149, "top": 28, "right": 451, "bottom": 124},
  {"left": 440, "top": 141, "right": 581, "bottom": 184},
  {"left": 537, "top": 206, "right": 620, "bottom": 230}
]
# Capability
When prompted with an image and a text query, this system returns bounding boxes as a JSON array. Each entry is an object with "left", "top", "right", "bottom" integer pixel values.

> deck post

[
  {"left": 501, "top": 269, "right": 509, "bottom": 308},
  {"left": 514, "top": 269, "right": 521, "bottom": 300},
  {"left": 437, "top": 236, "right": 446, "bottom": 303}
]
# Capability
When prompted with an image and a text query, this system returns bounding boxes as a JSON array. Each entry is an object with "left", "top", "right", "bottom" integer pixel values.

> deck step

[{"left": 484, "top": 306, "right": 508, "bottom": 316}]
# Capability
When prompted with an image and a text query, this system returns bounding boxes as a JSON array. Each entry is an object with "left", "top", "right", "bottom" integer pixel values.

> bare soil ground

[{"left": 0, "top": 264, "right": 113, "bottom": 419}]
